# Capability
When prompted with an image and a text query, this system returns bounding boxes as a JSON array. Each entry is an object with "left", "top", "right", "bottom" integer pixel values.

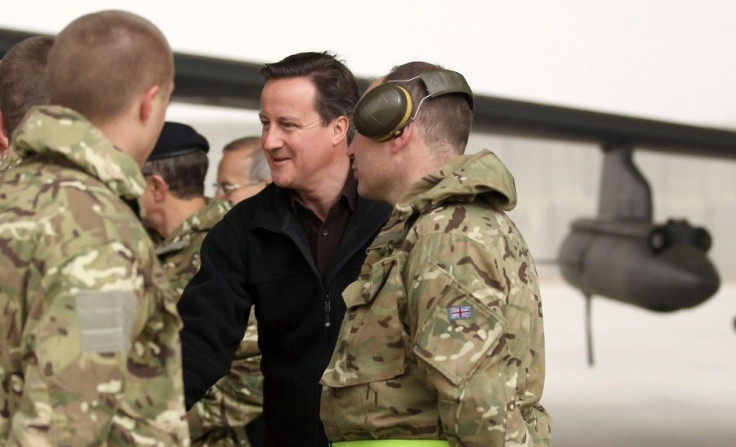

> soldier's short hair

[
  {"left": 0, "top": 36, "right": 54, "bottom": 139},
  {"left": 384, "top": 61, "right": 473, "bottom": 154},
  {"left": 143, "top": 151, "right": 208, "bottom": 200},
  {"left": 262, "top": 52, "right": 359, "bottom": 143},
  {"left": 48, "top": 10, "right": 173, "bottom": 124},
  {"left": 222, "top": 136, "right": 271, "bottom": 182}
]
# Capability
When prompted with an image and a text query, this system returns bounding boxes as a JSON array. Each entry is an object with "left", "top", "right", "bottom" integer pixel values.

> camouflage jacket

[
  {"left": 150, "top": 199, "right": 263, "bottom": 447},
  {"left": 0, "top": 153, "right": 21, "bottom": 173},
  {"left": 187, "top": 313, "right": 262, "bottom": 447},
  {"left": 0, "top": 106, "right": 190, "bottom": 446},
  {"left": 321, "top": 150, "right": 552, "bottom": 446},
  {"left": 153, "top": 198, "right": 232, "bottom": 297}
]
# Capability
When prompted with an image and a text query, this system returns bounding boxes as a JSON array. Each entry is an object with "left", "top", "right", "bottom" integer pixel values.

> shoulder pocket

[
  {"left": 413, "top": 262, "right": 506, "bottom": 386},
  {"left": 322, "top": 254, "right": 407, "bottom": 387}
]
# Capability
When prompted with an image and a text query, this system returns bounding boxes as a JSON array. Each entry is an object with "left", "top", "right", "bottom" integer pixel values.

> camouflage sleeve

[
  {"left": 405, "top": 231, "right": 519, "bottom": 446},
  {"left": 8, "top": 241, "right": 187, "bottom": 446},
  {"left": 187, "top": 314, "right": 263, "bottom": 438}
]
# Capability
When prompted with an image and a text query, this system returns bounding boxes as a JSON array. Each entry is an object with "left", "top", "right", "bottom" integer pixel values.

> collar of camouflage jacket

[
  {"left": 11, "top": 105, "right": 147, "bottom": 200},
  {"left": 395, "top": 149, "right": 518, "bottom": 217},
  {"left": 160, "top": 198, "right": 232, "bottom": 248}
]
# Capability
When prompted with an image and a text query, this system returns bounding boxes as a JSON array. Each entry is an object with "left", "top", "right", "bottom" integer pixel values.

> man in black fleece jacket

[{"left": 177, "top": 51, "right": 392, "bottom": 447}]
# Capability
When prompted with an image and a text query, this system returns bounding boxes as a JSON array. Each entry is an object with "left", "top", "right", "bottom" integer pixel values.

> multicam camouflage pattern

[
  {"left": 321, "top": 150, "right": 552, "bottom": 446},
  {"left": 187, "top": 315, "right": 262, "bottom": 447},
  {"left": 150, "top": 198, "right": 264, "bottom": 447},
  {"left": 0, "top": 152, "right": 21, "bottom": 172},
  {"left": 152, "top": 198, "right": 233, "bottom": 297},
  {"left": 0, "top": 106, "right": 190, "bottom": 446}
]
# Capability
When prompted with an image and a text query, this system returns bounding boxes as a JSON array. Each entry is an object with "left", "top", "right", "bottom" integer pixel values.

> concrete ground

[{"left": 539, "top": 267, "right": 736, "bottom": 447}]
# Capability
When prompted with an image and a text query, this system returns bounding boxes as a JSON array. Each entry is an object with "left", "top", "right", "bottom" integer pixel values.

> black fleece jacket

[{"left": 178, "top": 182, "right": 391, "bottom": 447}]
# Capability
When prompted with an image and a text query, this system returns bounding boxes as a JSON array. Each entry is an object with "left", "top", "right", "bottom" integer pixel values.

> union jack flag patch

[{"left": 448, "top": 305, "right": 473, "bottom": 320}]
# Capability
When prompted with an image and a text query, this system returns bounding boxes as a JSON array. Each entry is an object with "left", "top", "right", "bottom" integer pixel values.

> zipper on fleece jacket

[{"left": 324, "top": 293, "right": 331, "bottom": 327}]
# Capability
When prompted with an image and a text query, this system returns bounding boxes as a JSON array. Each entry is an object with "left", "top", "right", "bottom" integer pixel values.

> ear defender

[
  {"left": 353, "top": 83, "right": 414, "bottom": 142},
  {"left": 353, "top": 69, "right": 474, "bottom": 142}
]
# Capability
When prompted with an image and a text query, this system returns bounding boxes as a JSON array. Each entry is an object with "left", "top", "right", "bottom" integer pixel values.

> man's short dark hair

[
  {"left": 143, "top": 151, "right": 208, "bottom": 199},
  {"left": 261, "top": 51, "right": 359, "bottom": 142},
  {"left": 0, "top": 36, "right": 54, "bottom": 138},
  {"left": 384, "top": 61, "right": 473, "bottom": 153}
]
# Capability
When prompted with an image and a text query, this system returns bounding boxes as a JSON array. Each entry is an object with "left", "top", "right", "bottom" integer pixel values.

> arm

[
  {"left": 178, "top": 217, "right": 254, "bottom": 409},
  {"left": 187, "top": 314, "right": 263, "bottom": 437},
  {"left": 10, "top": 242, "right": 167, "bottom": 445},
  {"left": 406, "top": 232, "right": 522, "bottom": 446}
]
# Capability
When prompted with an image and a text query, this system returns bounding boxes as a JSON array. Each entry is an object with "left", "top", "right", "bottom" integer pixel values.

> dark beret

[{"left": 148, "top": 121, "right": 209, "bottom": 161}]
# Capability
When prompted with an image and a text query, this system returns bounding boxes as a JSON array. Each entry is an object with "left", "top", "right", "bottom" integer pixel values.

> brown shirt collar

[{"left": 288, "top": 170, "right": 357, "bottom": 218}]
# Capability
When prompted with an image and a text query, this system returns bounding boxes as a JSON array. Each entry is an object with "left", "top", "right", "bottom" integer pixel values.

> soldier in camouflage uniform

[
  {"left": 140, "top": 122, "right": 264, "bottom": 447},
  {"left": 0, "top": 35, "right": 54, "bottom": 173},
  {"left": 140, "top": 122, "right": 232, "bottom": 297},
  {"left": 320, "top": 62, "right": 553, "bottom": 446},
  {"left": 0, "top": 11, "right": 190, "bottom": 446}
]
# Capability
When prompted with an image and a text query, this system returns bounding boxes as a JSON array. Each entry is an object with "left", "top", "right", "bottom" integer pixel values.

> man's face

[
  {"left": 215, "top": 148, "right": 268, "bottom": 204},
  {"left": 347, "top": 130, "right": 391, "bottom": 202},
  {"left": 347, "top": 80, "right": 393, "bottom": 202},
  {"left": 258, "top": 77, "right": 344, "bottom": 193}
]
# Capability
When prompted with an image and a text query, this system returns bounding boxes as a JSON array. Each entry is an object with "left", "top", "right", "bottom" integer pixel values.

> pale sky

[{"left": 3, "top": 0, "right": 735, "bottom": 129}]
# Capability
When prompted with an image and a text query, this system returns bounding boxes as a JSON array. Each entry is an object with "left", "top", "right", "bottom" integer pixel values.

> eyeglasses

[{"left": 212, "top": 180, "right": 263, "bottom": 194}]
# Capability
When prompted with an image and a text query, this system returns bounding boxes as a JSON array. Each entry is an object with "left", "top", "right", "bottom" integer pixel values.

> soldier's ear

[
  {"left": 0, "top": 110, "right": 9, "bottom": 153},
  {"left": 149, "top": 174, "right": 169, "bottom": 201},
  {"left": 139, "top": 85, "right": 161, "bottom": 122},
  {"left": 390, "top": 121, "right": 413, "bottom": 155}
]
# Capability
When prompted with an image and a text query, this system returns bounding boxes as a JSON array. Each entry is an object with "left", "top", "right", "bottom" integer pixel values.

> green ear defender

[{"left": 353, "top": 69, "right": 474, "bottom": 142}]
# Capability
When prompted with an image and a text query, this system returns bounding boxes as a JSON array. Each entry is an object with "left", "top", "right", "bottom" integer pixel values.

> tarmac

[{"left": 539, "top": 267, "right": 736, "bottom": 447}]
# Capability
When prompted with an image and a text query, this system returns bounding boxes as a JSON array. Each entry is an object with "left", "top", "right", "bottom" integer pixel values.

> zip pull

[{"left": 324, "top": 297, "right": 331, "bottom": 327}]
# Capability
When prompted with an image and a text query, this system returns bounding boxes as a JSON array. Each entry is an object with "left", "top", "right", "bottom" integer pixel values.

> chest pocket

[{"left": 321, "top": 253, "right": 408, "bottom": 387}]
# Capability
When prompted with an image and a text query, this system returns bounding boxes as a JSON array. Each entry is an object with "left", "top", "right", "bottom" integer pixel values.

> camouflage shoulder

[
  {"left": 0, "top": 154, "right": 21, "bottom": 172},
  {"left": 198, "top": 198, "right": 233, "bottom": 227}
]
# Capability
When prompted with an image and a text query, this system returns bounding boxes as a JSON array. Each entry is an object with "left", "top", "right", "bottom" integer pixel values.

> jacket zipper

[{"left": 324, "top": 294, "right": 331, "bottom": 327}]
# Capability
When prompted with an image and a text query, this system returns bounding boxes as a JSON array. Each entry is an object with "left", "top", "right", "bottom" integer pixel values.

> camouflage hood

[
  {"left": 11, "top": 105, "right": 146, "bottom": 200},
  {"left": 396, "top": 149, "right": 517, "bottom": 216}
]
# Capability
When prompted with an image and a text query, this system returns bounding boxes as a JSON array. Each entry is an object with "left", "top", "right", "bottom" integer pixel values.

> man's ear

[
  {"left": 390, "top": 122, "right": 413, "bottom": 154},
  {"left": 0, "top": 110, "right": 9, "bottom": 153},
  {"left": 331, "top": 115, "right": 350, "bottom": 146},
  {"left": 149, "top": 174, "right": 169, "bottom": 202},
  {"left": 139, "top": 85, "right": 161, "bottom": 122}
]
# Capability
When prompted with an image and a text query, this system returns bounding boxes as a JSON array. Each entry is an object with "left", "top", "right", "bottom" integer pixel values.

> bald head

[
  {"left": 48, "top": 10, "right": 173, "bottom": 124},
  {"left": 216, "top": 137, "right": 271, "bottom": 203}
]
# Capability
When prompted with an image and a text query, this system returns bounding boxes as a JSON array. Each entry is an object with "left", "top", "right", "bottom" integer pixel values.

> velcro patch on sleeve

[{"left": 75, "top": 290, "right": 138, "bottom": 353}]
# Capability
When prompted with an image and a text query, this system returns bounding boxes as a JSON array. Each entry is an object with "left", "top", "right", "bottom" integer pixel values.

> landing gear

[{"left": 585, "top": 293, "right": 594, "bottom": 367}]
